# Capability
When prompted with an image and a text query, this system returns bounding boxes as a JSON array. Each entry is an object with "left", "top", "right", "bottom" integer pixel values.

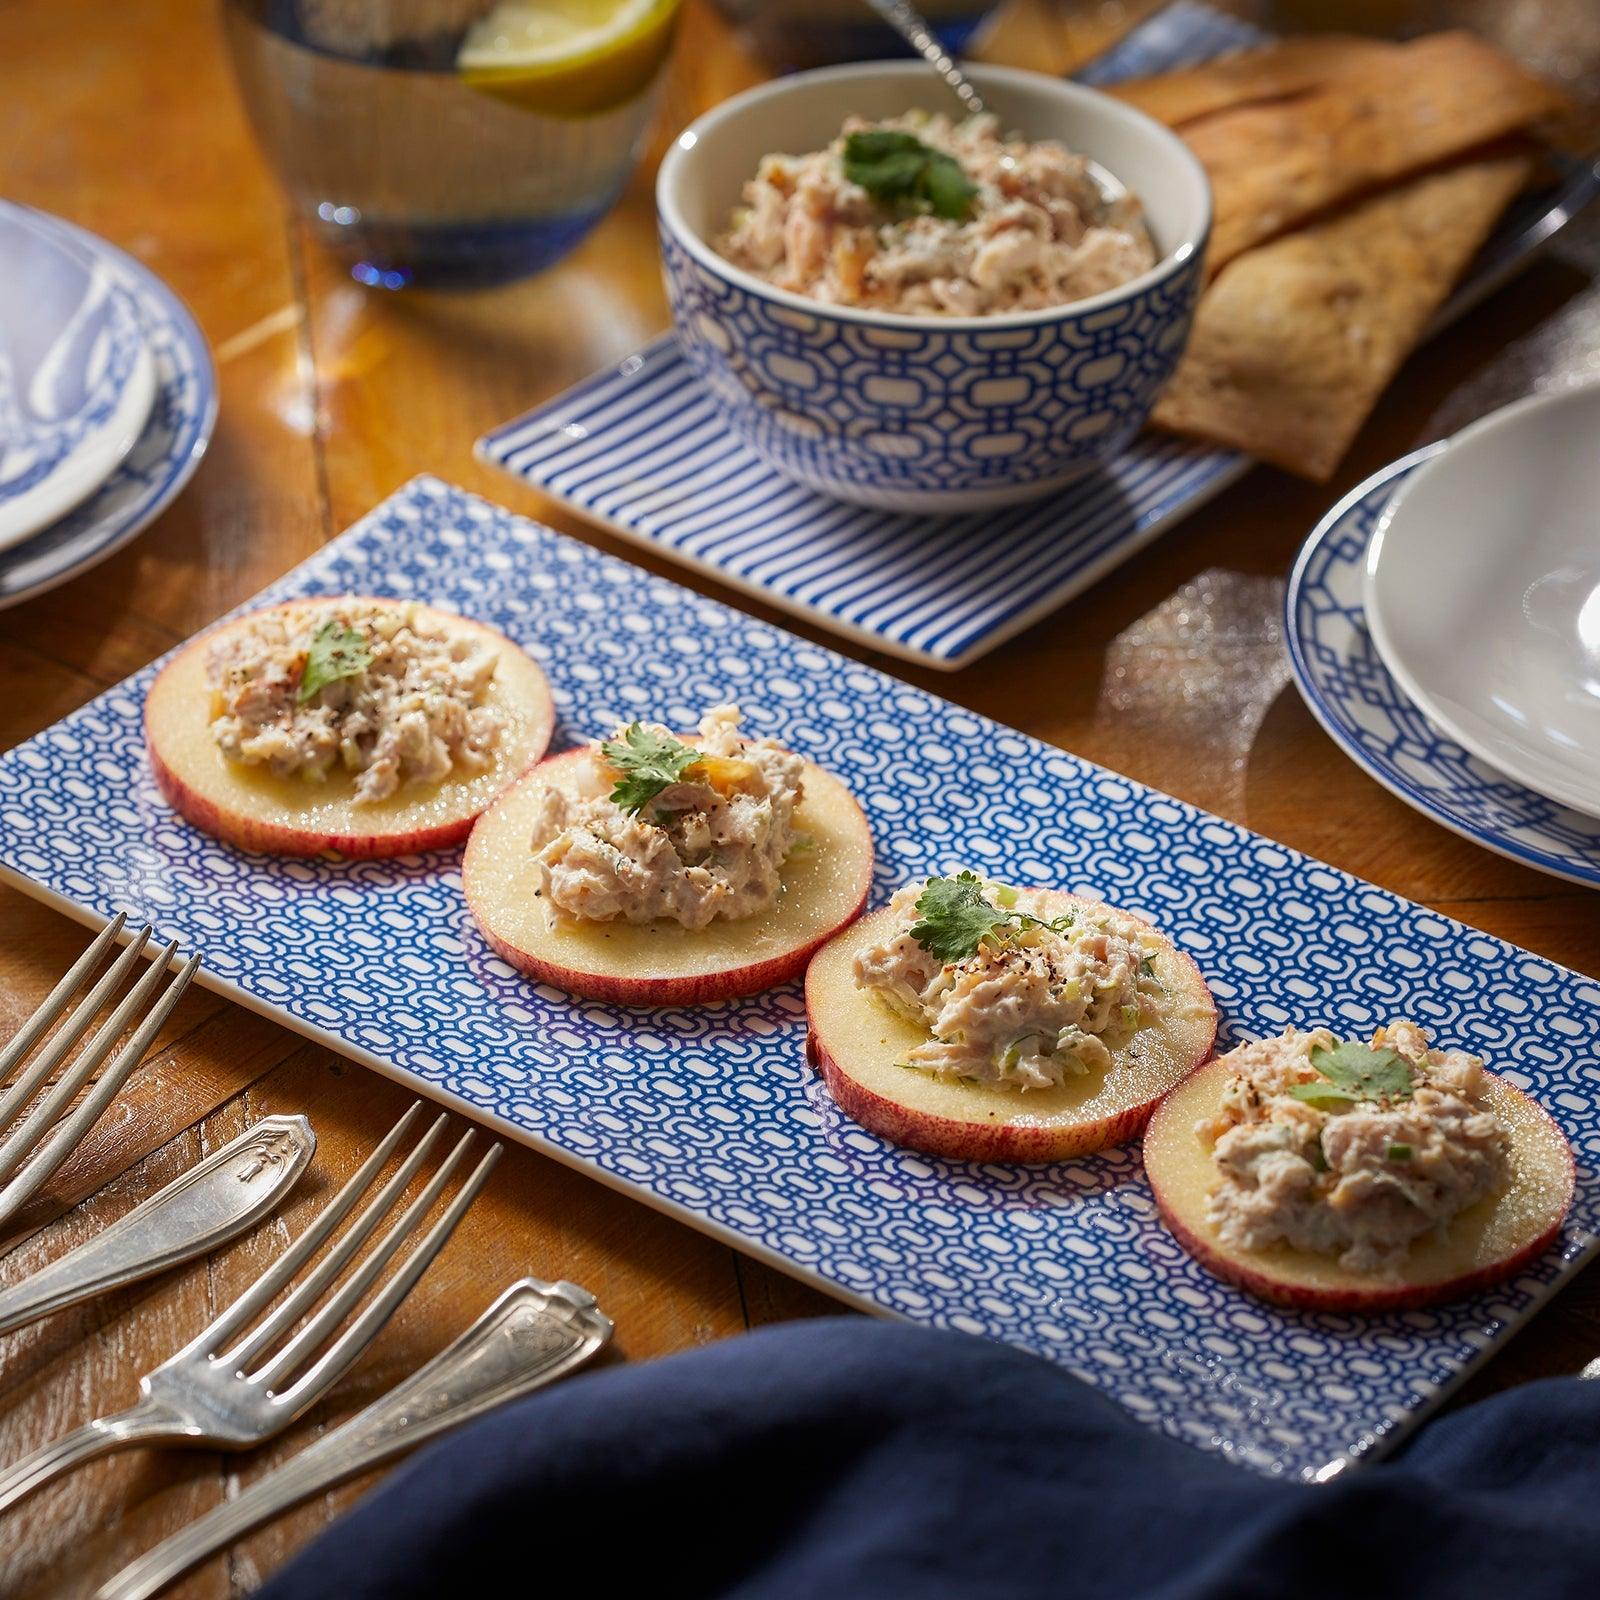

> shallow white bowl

[
  {"left": 656, "top": 62, "right": 1211, "bottom": 512},
  {"left": 1364, "top": 384, "right": 1600, "bottom": 818}
]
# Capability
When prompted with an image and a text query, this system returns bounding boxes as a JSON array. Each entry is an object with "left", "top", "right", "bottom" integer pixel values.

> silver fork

[
  {"left": 0, "top": 913, "right": 200, "bottom": 1235},
  {"left": 0, "top": 1101, "right": 501, "bottom": 1514},
  {"left": 100, "top": 1278, "right": 613, "bottom": 1600}
]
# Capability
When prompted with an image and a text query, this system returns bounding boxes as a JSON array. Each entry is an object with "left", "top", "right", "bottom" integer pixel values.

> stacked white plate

[
  {"left": 1363, "top": 386, "right": 1600, "bottom": 822},
  {"left": 0, "top": 201, "right": 216, "bottom": 610}
]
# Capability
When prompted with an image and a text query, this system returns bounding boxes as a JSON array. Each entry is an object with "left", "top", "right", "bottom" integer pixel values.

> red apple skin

[
  {"left": 464, "top": 747, "right": 874, "bottom": 1007},
  {"left": 804, "top": 1028, "right": 1168, "bottom": 1162},
  {"left": 144, "top": 598, "right": 554, "bottom": 860},
  {"left": 1144, "top": 1058, "right": 1576, "bottom": 1312},
  {"left": 805, "top": 892, "right": 1218, "bottom": 1164},
  {"left": 475, "top": 906, "right": 866, "bottom": 1007},
  {"left": 147, "top": 729, "right": 486, "bottom": 859}
]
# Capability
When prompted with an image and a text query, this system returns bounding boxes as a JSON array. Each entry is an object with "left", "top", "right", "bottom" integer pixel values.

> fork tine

[
  {"left": 250, "top": 1129, "right": 486, "bottom": 1393},
  {"left": 0, "top": 913, "right": 127, "bottom": 1085},
  {"left": 217, "top": 1110, "right": 450, "bottom": 1374},
  {"left": 269, "top": 1141, "right": 502, "bottom": 1408},
  {"left": 0, "top": 953, "right": 199, "bottom": 1232},
  {"left": 0, "top": 934, "right": 173, "bottom": 1192},
  {"left": 0, "top": 923, "right": 151, "bottom": 1137},
  {"left": 199, "top": 1102, "right": 429, "bottom": 1358}
]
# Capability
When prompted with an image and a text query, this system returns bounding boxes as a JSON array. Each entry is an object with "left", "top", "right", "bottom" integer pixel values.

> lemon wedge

[{"left": 458, "top": 0, "right": 682, "bottom": 117}]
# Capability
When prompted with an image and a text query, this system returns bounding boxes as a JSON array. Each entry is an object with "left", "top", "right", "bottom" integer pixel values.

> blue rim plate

[
  {"left": 0, "top": 204, "right": 217, "bottom": 612},
  {"left": 1286, "top": 447, "right": 1600, "bottom": 889},
  {"left": 479, "top": 0, "right": 1600, "bottom": 670},
  {"left": 0, "top": 206, "right": 157, "bottom": 551}
]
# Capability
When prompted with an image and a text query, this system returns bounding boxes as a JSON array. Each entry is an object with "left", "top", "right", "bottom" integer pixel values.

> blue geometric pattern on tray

[
  {"left": 660, "top": 223, "right": 1206, "bottom": 502},
  {"left": 0, "top": 475, "right": 1596, "bottom": 1482},
  {"left": 0, "top": 209, "right": 146, "bottom": 506},
  {"left": 0, "top": 205, "right": 216, "bottom": 610},
  {"left": 480, "top": 1, "right": 1600, "bottom": 669},
  {"left": 1287, "top": 447, "right": 1600, "bottom": 889}
]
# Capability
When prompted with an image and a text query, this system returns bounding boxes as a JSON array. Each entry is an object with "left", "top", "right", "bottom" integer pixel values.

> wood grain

[{"left": 0, "top": 1, "right": 1597, "bottom": 1593}]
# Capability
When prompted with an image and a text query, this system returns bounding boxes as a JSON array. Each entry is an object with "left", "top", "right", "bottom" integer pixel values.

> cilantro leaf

[
  {"left": 297, "top": 620, "right": 372, "bottom": 703},
  {"left": 909, "top": 872, "right": 1013, "bottom": 963},
  {"left": 922, "top": 151, "right": 980, "bottom": 221},
  {"left": 906, "top": 874, "right": 1076, "bottom": 964},
  {"left": 1288, "top": 1041, "right": 1415, "bottom": 1109},
  {"left": 842, "top": 130, "right": 978, "bottom": 222},
  {"left": 844, "top": 129, "right": 925, "bottom": 164},
  {"left": 599, "top": 723, "right": 703, "bottom": 815}
]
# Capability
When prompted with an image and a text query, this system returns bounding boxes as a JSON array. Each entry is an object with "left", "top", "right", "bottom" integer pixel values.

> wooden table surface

[{"left": 3, "top": 0, "right": 1599, "bottom": 1593}]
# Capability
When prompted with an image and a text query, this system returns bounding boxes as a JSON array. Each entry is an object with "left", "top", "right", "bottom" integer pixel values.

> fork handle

[
  {"left": 99, "top": 1276, "right": 612, "bottom": 1600},
  {"left": 0, "top": 1401, "right": 172, "bottom": 1516},
  {"left": 0, "top": 1115, "right": 315, "bottom": 1338}
]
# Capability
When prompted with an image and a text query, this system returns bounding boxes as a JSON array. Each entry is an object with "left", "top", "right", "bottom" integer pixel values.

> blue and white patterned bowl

[{"left": 657, "top": 63, "right": 1211, "bottom": 512}]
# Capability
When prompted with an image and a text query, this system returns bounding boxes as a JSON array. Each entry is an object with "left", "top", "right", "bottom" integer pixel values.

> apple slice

[
  {"left": 1143, "top": 1057, "right": 1575, "bottom": 1311},
  {"left": 805, "top": 893, "right": 1217, "bottom": 1162},
  {"left": 464, "top": 744, "right": 873, "bottom": 1005},
  {"left": 146, "top": 598, "right": 554, "bottom": 859}
]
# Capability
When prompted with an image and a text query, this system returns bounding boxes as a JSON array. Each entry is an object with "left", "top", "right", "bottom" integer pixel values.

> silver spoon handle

[
  {"left": 866, "top": 0, "right": 986, "bottom": 117},
  {"left": 98, "top": 1277, "right": 613, "bottom": 1600},
  {"left": 0, "top": 1115, "right": 314, "bottom": 1338}
]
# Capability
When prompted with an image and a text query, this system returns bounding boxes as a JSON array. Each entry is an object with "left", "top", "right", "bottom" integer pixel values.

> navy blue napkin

[{"left": 262, "top": 1317, "right": 1600, "bottom": 1599}]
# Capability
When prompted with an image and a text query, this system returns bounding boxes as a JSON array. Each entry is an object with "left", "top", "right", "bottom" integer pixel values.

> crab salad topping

[
  {"left": 206, "top": 601, "right": 505, "bottom": 805},
  {"left": 528, "top": 704, "right": 807, "bottom": 929},
  {"left": 852, "top": 873, "right": 1163, "bottom": 1089}
]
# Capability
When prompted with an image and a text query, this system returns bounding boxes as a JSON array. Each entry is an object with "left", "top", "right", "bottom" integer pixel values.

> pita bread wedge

[
  {"left": 1150, "top": 152, "right": 1533, "bottom": 481},
  {"left": 1105, "top": 34, "right": 1396, "bottom": 128},
  {"left": 1185, "top": 32, "right": 1564, "bottom": 270}
]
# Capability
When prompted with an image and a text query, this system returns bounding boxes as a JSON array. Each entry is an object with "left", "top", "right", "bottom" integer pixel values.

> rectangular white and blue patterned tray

[
  {"left": 478, "top": 1, "right": 1600, "bottom": 670},
  {"left": 1, "top": 475, "right": 1597, "bottom": 1480}
]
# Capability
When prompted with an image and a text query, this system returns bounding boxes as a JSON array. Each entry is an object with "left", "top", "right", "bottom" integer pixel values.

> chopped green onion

[{"left": 1387, "top": 1143, "right": 1413, "bottom": 1161}]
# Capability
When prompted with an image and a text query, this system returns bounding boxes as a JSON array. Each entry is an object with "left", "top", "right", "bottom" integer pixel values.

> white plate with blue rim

[
  {"left": 0, "top": 205, "right": 156, "bottom": 552},
  {"left": 1287, "top": 444, "right": 1600, "bottom": 889},
  {"left": 477, "top": 0, "right": 1600, "bottom": 670},
  {"left": 0, "top": 203, "right": 216, "bottom": 612},
  {"left": 0, "top": 474, "right": 1597, "bottom": 1481},
  {"left": 1364, "top": 385, "right": 1600, "bottom": 820}
]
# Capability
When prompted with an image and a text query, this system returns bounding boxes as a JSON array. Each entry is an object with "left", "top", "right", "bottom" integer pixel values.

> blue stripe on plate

[{"left": 478, "top": 1, "right": 1600, "bottom": 670}]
